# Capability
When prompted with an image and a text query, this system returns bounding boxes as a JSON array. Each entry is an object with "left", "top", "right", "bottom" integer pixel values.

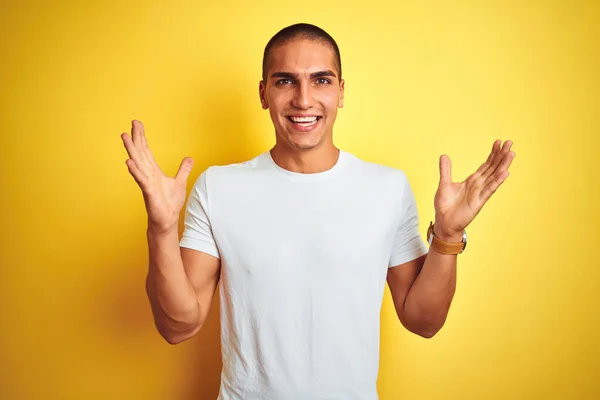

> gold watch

[{"left": 427, "top": 221, "right": 467, "bottom": 255}]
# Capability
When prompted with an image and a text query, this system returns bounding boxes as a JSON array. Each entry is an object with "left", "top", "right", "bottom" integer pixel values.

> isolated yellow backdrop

[{"left": 1, "top": 0, "right": 598, "bottom": 399}]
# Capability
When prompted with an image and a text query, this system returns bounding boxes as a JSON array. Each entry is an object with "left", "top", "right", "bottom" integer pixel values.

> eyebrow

[{"left": 270, "top": 70, "right": 338, "bottom": 80}]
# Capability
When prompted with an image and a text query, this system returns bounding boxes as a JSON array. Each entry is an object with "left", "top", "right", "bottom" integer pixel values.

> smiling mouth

[{"left": 286, "top": 116, "right": 322, "bottom": 126}]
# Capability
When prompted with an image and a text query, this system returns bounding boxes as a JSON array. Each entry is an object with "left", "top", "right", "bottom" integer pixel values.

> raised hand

[
  {"left": 433, "top": 140, "right": 515, "bottom": 239},
  {"left": 121, "top": 120, "right": 194, "bottom": 233}
]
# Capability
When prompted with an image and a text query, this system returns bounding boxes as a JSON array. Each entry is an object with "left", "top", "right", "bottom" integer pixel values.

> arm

[
  {"left": 146, "top": 227, "right": 220, "bottom": 344},
  {"left": 388, "top": 140, "right": 515, "bottom": 338},
  {"left": 121, "top": 119, "right": 220, "bottom": 345},
  {"left": 387, "top": 230, "right": 459, "bottom": 338}
]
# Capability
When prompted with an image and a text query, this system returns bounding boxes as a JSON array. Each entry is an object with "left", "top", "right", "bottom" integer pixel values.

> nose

[{"left": 291, "top": 80, "right": 313, "bottom": 109}]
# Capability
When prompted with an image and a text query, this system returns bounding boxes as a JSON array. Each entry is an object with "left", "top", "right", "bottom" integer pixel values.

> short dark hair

[{"left": 262, "top": 23, "right": 342, "bottom": 82}]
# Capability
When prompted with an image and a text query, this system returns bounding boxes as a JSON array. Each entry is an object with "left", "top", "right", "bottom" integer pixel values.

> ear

[
  {"left": 338, "top": 79, "right": 345, "bottom": 108},
  {"left": 259, "top": 80, "right": 269, "bottom": 110}
]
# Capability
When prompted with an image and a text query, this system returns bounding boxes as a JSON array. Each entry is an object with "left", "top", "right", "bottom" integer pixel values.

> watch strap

[{"left": 427, "top": 221, "right": 466, "bottom": 255}]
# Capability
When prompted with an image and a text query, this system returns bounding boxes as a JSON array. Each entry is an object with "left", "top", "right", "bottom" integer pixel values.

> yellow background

[{"left": 1, "top": 0, "right": 598, "bottom": 399}]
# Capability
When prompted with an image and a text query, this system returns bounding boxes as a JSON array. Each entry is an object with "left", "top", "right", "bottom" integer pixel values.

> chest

[{"left": 211, "top": 184, "right": 399, "bottom": 282}]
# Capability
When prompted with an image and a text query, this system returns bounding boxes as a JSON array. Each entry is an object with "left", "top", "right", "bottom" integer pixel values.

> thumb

[
  {"left": 175, "top": 157, "right": 194, "bottom": 184},
  {"left": 439, "top": 154, "right": 452, "bottom": 185}
]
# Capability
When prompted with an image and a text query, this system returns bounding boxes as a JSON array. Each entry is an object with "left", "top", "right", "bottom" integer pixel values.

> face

[{"left": 259, "top": 39, "right": 344, "bottom": 151}]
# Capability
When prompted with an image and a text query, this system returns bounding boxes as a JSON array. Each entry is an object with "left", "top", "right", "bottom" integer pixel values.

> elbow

[
  {"left": 163, "top": 333, "right": 188, "bottom": 345},
  {"left": 401, "top": 306, "right": 448, "bottom": 339},
  {"left": 415, "top": 327, "right": 441, "bottom": 339},
  {"left": 161, "top": 329, "right": 197, "bottom": 345},
  {"left": 417, "top": 319, "right": 447, "bottom": 338},
  {"left": 158, "top": 322, "right": 202, "bottom": 345},
  {"left": 402, "top": 315, "right": 445, "bottom": 339}
]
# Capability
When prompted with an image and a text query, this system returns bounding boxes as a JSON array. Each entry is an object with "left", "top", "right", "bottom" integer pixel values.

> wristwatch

[{"left": 427, "top": 221, "right": 467, "bottom": 255}]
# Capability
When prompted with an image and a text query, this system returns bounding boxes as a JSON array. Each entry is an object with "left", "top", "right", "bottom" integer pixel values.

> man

[{"left": 121, "top": 23, "right": 514, "bottom": 400}]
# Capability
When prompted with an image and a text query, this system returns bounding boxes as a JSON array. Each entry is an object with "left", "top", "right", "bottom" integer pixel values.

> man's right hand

[{"left": 121, "top": 120, "right": 194, "bottom": 233}]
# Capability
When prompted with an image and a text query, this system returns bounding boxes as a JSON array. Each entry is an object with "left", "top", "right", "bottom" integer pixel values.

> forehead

[{"left": 267, "top": 39, "right": 338, "bottom": 76}]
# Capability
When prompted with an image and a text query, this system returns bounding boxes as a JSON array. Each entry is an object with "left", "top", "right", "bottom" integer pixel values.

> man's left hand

[{"left": 432, "top": 140, "right": 515, "bottom": 241}]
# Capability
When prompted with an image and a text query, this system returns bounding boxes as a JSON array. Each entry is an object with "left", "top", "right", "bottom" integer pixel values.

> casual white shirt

[{"left": 180, "top": 150, "right": 428, "bottom": 400}]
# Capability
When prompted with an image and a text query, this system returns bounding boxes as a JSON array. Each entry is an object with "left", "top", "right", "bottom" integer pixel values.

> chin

[
  {"left": 288, "top": 134, "right": 325, "bottom": 151},
  {"left": 291, "top": 142, "right": 320, "bottom": 150}
]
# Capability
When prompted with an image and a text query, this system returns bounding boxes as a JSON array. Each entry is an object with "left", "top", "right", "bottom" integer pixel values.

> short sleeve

[
  {"left": 180, "top": 168, "right": 221, "bottom": 258},
  {"left": 388, "top": 172, "right": 429, "bottom": 267}
]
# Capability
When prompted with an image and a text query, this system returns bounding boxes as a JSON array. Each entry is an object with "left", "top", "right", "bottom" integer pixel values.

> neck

[{"left": 270, "top": 143, "right": 340, "bottom": 174}]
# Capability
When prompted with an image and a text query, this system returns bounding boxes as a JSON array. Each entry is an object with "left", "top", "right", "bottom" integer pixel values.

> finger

[
  {"left": 122, "top": 133, "right": 153, "bottom": 176},
  {"left": 175, "top": 157, "right": 194, "bottom": 184},
  {"left": 142, "top": 134, "right": 161, "bottom": 170},
  {"left": 138, "top": 119, "right": 149, "bottom": 148},
  {"left": 482, "top": 140, "right": 513, "bottom": 180},
  {"left": 132, "top": 120, "right": 149, "bottom": 155},
  {"left": 132, "top": 119, "right": 162, "bottom": 170},
  {"left": 131, "top": 120, "right": 143, "bottom": 146},
  {"left": 439, "top": 154, "right": 452, "bottom": 185},
  {"left": 121, "top": 132, "right": 142, "bottom": 162},
  {"left": 130, "top": 120, "right": 156, "bottom": 169},
  {"left": 133, "top": 119, "right": 150, "bottom": 150},
  {"left": 484, "top": 150, "right": 515, "bottom": 186},
  {"left": 480, "top": 170, "right": 509, "bottom": 203},
  {"left": 125, "top": 158, "right": 149, "bottom": 190},
  {"left": 475, "top": 140, "right": 501, "bottom": 176}
]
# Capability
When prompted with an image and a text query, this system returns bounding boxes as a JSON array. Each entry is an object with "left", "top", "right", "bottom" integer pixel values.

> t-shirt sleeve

[
  {"left": 388, "top": 172, "right": 429, "bottom": 267},
  {"left": 180, "top": 168, "right": 221, "bottom": 258}
]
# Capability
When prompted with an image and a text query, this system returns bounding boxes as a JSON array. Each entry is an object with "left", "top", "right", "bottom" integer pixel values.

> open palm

[
  {"left": 121, "top": 120, "right": 194, "bottom": 232},
  {"left": 433, "top": 140, "right": 515, "bottom": 237}
]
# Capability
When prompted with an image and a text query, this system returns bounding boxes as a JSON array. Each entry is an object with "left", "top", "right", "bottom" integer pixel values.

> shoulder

[
  {"left": 195, "top": 152, "right": 271, "bottom": 185},
  {"left": 343, "top": 151, "right": 409, "bottom": 188},
  {"left": 208, "top": 152, "right": 267, "bottom": 173}
]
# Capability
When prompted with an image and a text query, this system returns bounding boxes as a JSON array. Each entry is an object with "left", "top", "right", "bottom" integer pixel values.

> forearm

[
  {"left": 403, "top": 240, "right": 459, "bottom": 338},
  {"left": 146, "top": 226, "right": 200, "bottom": 342}
]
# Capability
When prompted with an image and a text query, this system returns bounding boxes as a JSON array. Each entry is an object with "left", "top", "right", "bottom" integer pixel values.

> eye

[
  {"left": 275, "top": 79, "right": 294, "bottom": 85},
  {"left": 315, "top": 78, "right": 332, "bottom": 85}
]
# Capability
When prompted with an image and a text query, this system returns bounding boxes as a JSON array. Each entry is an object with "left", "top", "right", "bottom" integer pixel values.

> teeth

[{"left": 290, "top": 116, "right": 318, "bottom": 123}]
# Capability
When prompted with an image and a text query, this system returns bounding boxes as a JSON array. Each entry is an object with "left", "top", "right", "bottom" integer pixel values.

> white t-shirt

[{"left": 180, "top": 150, "right": 428, "bottom": 400}]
